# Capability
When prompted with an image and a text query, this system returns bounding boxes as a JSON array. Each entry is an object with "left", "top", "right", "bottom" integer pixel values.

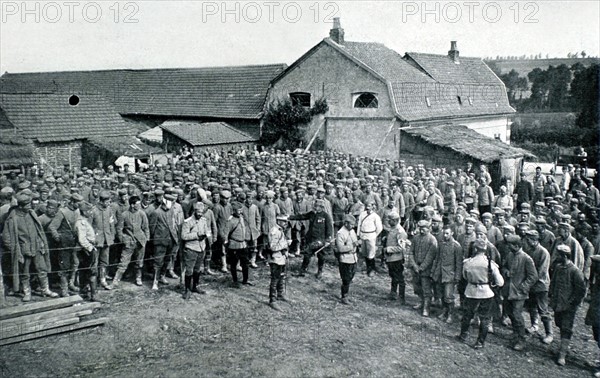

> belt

[
  {"left": 469, "top": 282, "right": 489, "bottom": 285},
  {"left": 229, "top": 237, "right": 245, "bottom": 243},
  {"left": 361, "top": 230, "right": 377, "bottom": 233}
]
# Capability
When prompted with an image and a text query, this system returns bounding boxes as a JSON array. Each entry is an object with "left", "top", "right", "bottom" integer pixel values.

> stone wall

[{"left": 34, "top": 140, "right": 83, "bottom": 170}]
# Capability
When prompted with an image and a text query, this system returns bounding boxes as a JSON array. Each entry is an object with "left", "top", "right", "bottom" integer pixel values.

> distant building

[
  {"left": 160, "top": 121, "right": 257, "bottom": 153},
  {"left": 268, "top": 18, "right": 516, "bottom": 160}
]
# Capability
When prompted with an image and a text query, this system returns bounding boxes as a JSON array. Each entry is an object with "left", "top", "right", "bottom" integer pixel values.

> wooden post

[
  {"left": 374, "top": 118, "right": 397, "bottom": 159},
  {"left": 304, "top": 118, "right": 326, "bottom": 153},
  {"left": 0, "top": 259, "right": 5, "bottom": 308}
]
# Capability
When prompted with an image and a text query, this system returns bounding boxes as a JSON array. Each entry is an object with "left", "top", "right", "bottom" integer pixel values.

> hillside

[{"left": 486, "top": 58, "right": 599, "bottom": 76}]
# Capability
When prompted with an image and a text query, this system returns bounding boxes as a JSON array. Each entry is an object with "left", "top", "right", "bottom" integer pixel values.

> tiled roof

[
  {"left": 87, "top": 135, "right": 162, "bottom": 157},
  {"left": 402, "top": 124, "right": 534, "bottom": 162},
  {"left": 337, "top": 41, "right": 434, "bottom": 84},
  {"left": 0, "top": 64, "right": 287, "bottom": 119},
  {"left": 405, "top": 53, "right": 502, "bottom": 85},
  {"left": 160, "top": 121, "right": 257, "bottom": 147},
  {"left": 0, "top": 93, "right": 136, "bottom": 142},
  {"left": 138, "top": 126, "right": 163, "bottom": 144}
]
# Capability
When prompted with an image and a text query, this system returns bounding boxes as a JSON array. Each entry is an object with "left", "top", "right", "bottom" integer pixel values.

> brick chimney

[
  {"left": 448, "top": 41, "right": 459, "bottom": 64},
  {"left": 329, "top": 17, "right": 345, "bottom": 45}
]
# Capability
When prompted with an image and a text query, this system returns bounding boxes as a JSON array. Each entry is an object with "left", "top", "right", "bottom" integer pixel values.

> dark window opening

[
  {"left": 69, "top": 95, "right": 80, "bottom": 106},
  {"left": 290, "top": 92, "right": 311, "bottom": 107},
  {"left": 457, "top": 96, "right": 462, "bottom": 105},
  {"left": 354, "top": 93, "right": 378, "bottom": 108}
]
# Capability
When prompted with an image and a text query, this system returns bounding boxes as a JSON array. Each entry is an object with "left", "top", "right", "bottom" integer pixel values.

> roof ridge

[{"left": 406, "top": 52, "right": 483, "bottom": 60}]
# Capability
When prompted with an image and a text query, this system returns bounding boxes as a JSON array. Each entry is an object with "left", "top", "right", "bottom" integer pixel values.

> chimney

[
  {"left": 329, "top": 17, "right": 345, "bottom": 45},
  {"left": 448, "top": 41, "right": 459, "bottom": 64}
]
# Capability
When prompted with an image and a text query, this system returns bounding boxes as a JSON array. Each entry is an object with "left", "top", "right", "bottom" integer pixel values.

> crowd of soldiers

[{"left": 1, "top": 147, "right": 599, "bottom": 371}]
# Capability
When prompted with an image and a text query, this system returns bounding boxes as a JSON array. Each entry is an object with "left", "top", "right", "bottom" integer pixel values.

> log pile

[{"left": 0, "top": 295, "right": 107, "bottom": 345}]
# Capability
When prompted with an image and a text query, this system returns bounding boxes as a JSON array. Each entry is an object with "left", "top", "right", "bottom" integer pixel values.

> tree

[
  {"left": 500, "top": 69, "right": 528, "bottom": 105},
  {"left": 571, "top": 64, "right": 599, "bottom": 129},
  {"left": 261, "top": 98, "right": 329, "bottom": 150},
  {"left": 546, "top": 64, "right": 571, "bottom": 110},
  {"left": 581, "top": 51, "right": 587, "bottom": 58}
]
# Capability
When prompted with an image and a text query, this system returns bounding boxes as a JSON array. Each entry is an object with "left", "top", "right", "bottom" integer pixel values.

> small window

[
  {"left": 425, "top": 97, "right": 431, "bottom": 107},
  {"left": 468, "top": 96, "right": 473, "bottom": 105},
  {"left": 289, "top": 92, "right": 311, "bottom": 107},
  {"left": 457, "top": 96, "right": 462, "bottom": 105},
  {"left": 494, "top": 133, "right": 501, "bottom": 140},
  {"left": 354, "top": 93, "right": 378, "bottom": 108}
]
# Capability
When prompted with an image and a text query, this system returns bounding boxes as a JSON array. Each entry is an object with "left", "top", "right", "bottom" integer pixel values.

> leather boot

[
  {"left": 192, "top": 272, "right": 206, "bottom": 294},
  {"left": 182, "top": 275, "right": 192, "bottom": 300},
  {"left": 315, "top": 267, "right": 323, "bottom": 279},
  {"left": 112, "top": 269, "right": 125, "bottom": 288},
  {"left": 437, "top": 304, "right": 448, "bottom": 320},
  {"left": 398, "top": 286, "right": 406, "bottom": 305},
  {"left": 557, "top": 338, "right": 570, "bottom": 366},
  {"left": 220, "top": 255, "right": 228, "bottom": 273},
  {"left": 68, "top": 271, "right": 79, "bottom": 292},
  {"left": 22, "top": 281, "right": 32, "bottom": 302},
  {"left": 151, "top": 270, "right": 159, "bottom": 291},
  {"left": 39, "top": 275, "right": 59, "bottom": 298},
  {"left": 204, "top": 261, "right": 215, "bottom": 275},
  {"left": 89, "top": 280, "right": 97, "bottom": 301},
  {"left": 135, "top": 269, "right": 143, "bottom": 286},
  {"left": 59, "top": 276, "right": 70, "bottom": 297},
  {"left": 446, "top": 303, "right": 454, "bottom": 324},
  {"left": 422, "top": 298, "right": 431, "bottom": 317},
  {"left": 99, "top": 267, "right": 112, "bottom": 290},
  {"left": 413, "top": 299, "right": 424, "bottom": 310},
  {"left": 250, "top": 252, "right": 258, "bottom": 268},
  {"left": 159, "top": 273, "right": 169, "bottom": 285},
  {"left": 541, "top": 318, "right": 554, "bottom": 344},
  {"left": 167, "top": 269, "right": 179, "bottom": 279}
]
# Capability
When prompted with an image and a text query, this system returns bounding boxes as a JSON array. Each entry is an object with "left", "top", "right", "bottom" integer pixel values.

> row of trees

[{"left": 484, "top": 51, "right": 595, "bottom": 60}]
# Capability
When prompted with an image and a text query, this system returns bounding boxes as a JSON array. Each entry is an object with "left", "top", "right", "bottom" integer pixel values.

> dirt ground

[{"left": 1, "top": 257, "right": 598, "bottom": 378}]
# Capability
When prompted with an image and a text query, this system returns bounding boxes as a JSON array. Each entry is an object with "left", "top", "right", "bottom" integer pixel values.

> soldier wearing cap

[
  {"left": 515, "top": 172, "right": 534, "bottom": 211},
  {"left": 48, "top": 193, "right": 83, "bottom": 296},
  {"left": 181, "top": 201, "right": 211, "bottom": 299},
  {"left": 113, "top": 195, "right": 150, "bottom": 288},
  {"left": 91, "top": 190, "right": 117, "bottom": 290},
  {"left": 291, "top": 188, "right": 311, "bottom": 257},
  {"left": 432, "top": 224, "right": 462, "bottom": 323},
  {"left": 212, "top": 190, "right": 232, "bottom": 273},
  {"left": 75, "top": 201, "right": 99, "bottom": 301},
  {"left": 504, "top": 234, "right": 538, "bottom": 351},
  {"left": 458, "top": 238, "right": 504, "bottom": 349},
  {"left": 357, "top": 201, "right": 383, "bottom": 277},
  {"left": 535, "top": 217, "right": 556, "bottom": 251},
  {"left": 289, "top": 198, "right": 334, "bottom": 279},
  {"left": 165, "top": 189, "right": 185, "bottom": 280},
  {"left": 383, "top": 211, "right": 410, "bottom": 304},
  {"left": 331, "top": 185, "right": 349, "bottom": 230},
  {"left": 550, "top": 222, "right": 585, "bottom": 273},
  {"left": 334, "top": 214, "right": 359, "bottom": 305},
  {"left": 241, "top": 192, "right": 261, "bottom": 268},
  {"left": 523, "top": 229, "right": 553, "bottom": 343},
  {"left": 267, "top": 214, "right": 291, "bottom": 310},
  {"left": 224, "top": 201, "right": 252, "bottom": 287},
  {"left": 261, "top": 190, "right": 281, "bottom": 256},
  {"left": 407, "top": 219, "right": 438, "bottom": 317},
  {"left": 148, "top": 193, "right": 179, "bottom": 290},
  {"left": 2, "top": 193, "right": 58, "bottom": 301},
  {"left": 549, "top": 244, "right": 586, "bottom": 366}
]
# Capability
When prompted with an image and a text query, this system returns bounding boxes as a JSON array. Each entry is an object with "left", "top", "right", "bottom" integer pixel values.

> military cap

[
  {"left": 556, "top": 244, "right": 571, "bottom": 255},
  {"left": 117, "top": 189, "right": 128, "bottom": 196},
  {"left": 475, "top": 224, "right": 487, "bottom": 234},
  {"left": 46, "top": 199, "right": 59, "bottom": 208},
  {"left": 558, "top": 222, "right": 571, "bottom": 229},
  {"left": 493, "top": 207, "right": 505, "bottom": 215},
  {"left": 79, "top": 201, "right": 93, "bottom": 212},
  {"left": 16, "top": 193, "right": 32, "bottom": 206},
  {"left": 417, "top": 220, "right": 430, "bottom": 228},
  {"left": 474, "top": 239, "right": 487, "bottom": 250},
  {"left": 431, "top": 214, "right": 442, "bottom": 222},
  {"left": 316, "top": 187, "right": 326, "bottom": 193},
  {"left": 525, "top": 230, "right": 539, "bottom": 239},
  {"left": 481, "top": 212, "right": 493, "bottom": 220},
  {"left": 193, "top": 201, "right": 205, "bottom": 210},
  {"left": 154, "top": 189, "right": 165, "bottom": 196},
  {"left": 220, "top": 190, "right": 232, "bottom": 199},
  {"left": 535, "top": 217, "right": 547, "bottom": 224},
  {"left": 265, "top": 190, "right": 276, "bottom": 198},
  {"left": 237, "top": 192, "right": 247, "bottom": 201},
  {"left": 164, "top": 194, "right": 176, "bottom": 201},
  {"left": 231, "top": 201, "right": 243, "bottom": 211},
  {"left": 17, "top": 181, "right": 31, "bottom": 190},
  {"left": 388, "top": 212, "right": 400, "bottom": 220},
  {"left": 535, "top": 201, "right": 545, "bottom": 207},
  {"left": 0, "top": 186, "right": 14, "bottom": 195},
  {"left": 344, "top": 214, "right": 356, "bottom": 225},
  {"left": 99, "top": 191, "right": 111, "bottom": 200},
  {"left": 314, "top": 199, "right": 325, "bottom": 207},
  {"left": 465, "top": 217, "right": 478, "bottom": 225},
  {"left": 45, "top": 177, "right": 56, "bottom": 183},
  {"left": 71, "top": 193, "right": 84, "bottom": 202},
  {"left": 502, "top": 225, "right": 516, "bottom": 233},
  {"left": 505, "top": 234, "right": 521, "bottom": 245}
]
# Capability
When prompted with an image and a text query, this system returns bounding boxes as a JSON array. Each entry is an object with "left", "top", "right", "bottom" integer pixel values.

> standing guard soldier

[
  {"left": 357, "top": 201, "right": 383, "bottom": 277},
  {"left": 224, "top": 201, "right": 252, "bottom": 287},
  {"left": 407, "top": 219, "right": 438, "bottom": 317},
  {"left": 335, "top": 214, "right": 360, "bottom": 305},
  {"left": 384, "top": 212, "right": 409, "bottom": 305},
  {"left": 267, "top": 214, "right": 291, "bottom": 310},
  {"left": 148, "top": 193, "right": 178, "bottom": 290},
  {"left": 433, "top": 225, "right": 463, "bottom": 323},
  {"left": 181, "top": 201, "right": 211, "bottom": 299}
]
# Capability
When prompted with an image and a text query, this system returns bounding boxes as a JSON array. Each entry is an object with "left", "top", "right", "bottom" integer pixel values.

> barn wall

[{"left": 326, "top": 118, "right": 398, "bottom": 160}]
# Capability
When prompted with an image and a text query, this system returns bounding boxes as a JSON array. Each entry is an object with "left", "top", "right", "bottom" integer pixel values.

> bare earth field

[{"left": 1, "top": 256, "right": 598, "bottom": 378}]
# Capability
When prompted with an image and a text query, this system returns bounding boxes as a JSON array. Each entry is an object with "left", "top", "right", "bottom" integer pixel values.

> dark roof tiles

[{"left": 160, "top": 121, "right": 257, "bottom": 147}]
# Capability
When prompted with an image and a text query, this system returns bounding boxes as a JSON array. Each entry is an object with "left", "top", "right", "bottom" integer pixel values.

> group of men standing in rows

[{"left": 1, "top": 150, "right": 599, "bottom": 370}]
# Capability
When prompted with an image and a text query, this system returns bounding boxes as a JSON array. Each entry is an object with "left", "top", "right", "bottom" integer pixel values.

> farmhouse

[
  {"left": 268, "top": 18, "right": 516, "bottom": 160},
  {"left": 160, "top": 121, "right": 257, "bottom": 153}
]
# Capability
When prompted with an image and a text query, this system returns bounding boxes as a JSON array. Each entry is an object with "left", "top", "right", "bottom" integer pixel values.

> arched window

[
  {"left": 289, "top": 92, "right": 311, "bottom": 107},
  {"left": 354, "top": 92, "right": 378, "bottom": 108}
]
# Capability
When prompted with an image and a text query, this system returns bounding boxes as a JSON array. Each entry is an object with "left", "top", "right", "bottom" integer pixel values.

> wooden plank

[
  {"left": 0, "top": 302, "right": 101, "bottom": 327},
  {"left": 0, "top": 295, "right": 84, "bottom": 321},
  {"left": 0, "top": 317, "right": 108, "bottom": 346},
  {"left": 0, "top": 317, "right": 80, "bottom": 340}
]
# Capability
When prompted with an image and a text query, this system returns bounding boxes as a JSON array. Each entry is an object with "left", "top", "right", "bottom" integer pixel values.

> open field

[{"left": 1, "top": 256, "right": 598, "bottom": 378}]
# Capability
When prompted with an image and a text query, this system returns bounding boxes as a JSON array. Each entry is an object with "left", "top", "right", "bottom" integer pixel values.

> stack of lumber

[{"left": 0, "top": 295, "right": 108, "bottom": 345}]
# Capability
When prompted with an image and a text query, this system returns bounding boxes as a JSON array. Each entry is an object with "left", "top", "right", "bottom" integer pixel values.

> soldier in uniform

[
  {"left": 383, "top": 212, "right": 409, "bottom": 304},
  {"left": 407, "top": 219, "right": 438, "bottom": 317},
  {"left": 113, "top": 195, "right": 149, "bottom": 287},
  {"left": 75, "top": 201, "right": 98, "bottom": 301},
  {"left": 148, "top": 193, "right": 178, "bottom": 290},
  {"left": 2, "top": 193, "right": 58, "bottom": 301},
  {"left": 267, "top": 214, "right": 290, "bottom": 310},
  {"left": 432, "top": 225, "right": 463, "bottom": 323},
  {"left": 181, "top": 201, "right": 211, "bottom": 299},
  {"left": 458, "top": 238, "right": 504, "bottom": 349},
  {"left": 224, "top": 201, "right": 252, "bottom": 287},
  {"left": 91, "top": 190, "right": 116, "bottom": 290},
  {"left": 357, "top": 201, "right": 383, "bottom": 277},
  {"left": 335, "top": 214, "right": 359, "bottom": 305}
]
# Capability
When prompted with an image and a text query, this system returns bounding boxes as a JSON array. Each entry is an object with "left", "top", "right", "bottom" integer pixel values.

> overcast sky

[{"left": 1, "top": 0, "right": 598, "bottom": 73}]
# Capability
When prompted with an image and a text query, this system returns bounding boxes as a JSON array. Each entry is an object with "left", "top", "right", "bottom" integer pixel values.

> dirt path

[{"left": 1, "top": 258, "right": 597, "bottom": 377}]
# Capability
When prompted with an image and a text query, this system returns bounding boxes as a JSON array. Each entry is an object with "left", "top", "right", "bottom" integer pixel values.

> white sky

[{"left": 0, "top": 0, "right": 599, "bottom": 73}]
